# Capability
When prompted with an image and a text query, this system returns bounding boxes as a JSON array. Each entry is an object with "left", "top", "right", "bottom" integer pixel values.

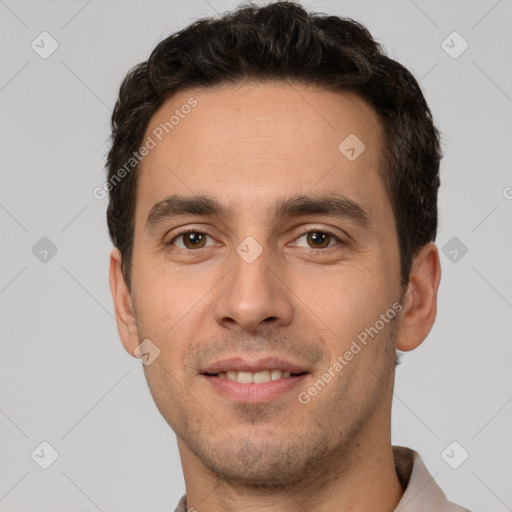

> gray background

[{"left": 1, "top": 0, "right": 511, "bottom": 510}]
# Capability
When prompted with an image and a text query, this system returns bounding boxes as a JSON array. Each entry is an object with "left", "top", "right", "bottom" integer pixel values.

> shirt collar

[{"left": 392, "top": 446, "right": 469, "bottom": 511}]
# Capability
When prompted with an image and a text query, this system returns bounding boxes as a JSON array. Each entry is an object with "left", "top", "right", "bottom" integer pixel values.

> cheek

[
  {"left": 132, "top": 270, "right": 217, "bottom": 377},
  {"left": 141, "top": 361, "right": 187, "bottom": 432},
  {"left": 303, "top": 261, "right": 397, "bottom": 347},
  {"left": 133, "top": 266, "right": 201, "bottom": 330}
]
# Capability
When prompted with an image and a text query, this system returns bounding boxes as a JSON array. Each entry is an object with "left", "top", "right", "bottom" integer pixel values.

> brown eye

[
  {"left": 182, "top": 232, "right": 206, "bottom": 249},
  {"left": 306, "top": 231, "right": 332, "bottom": 248},
  {"left": 294, "top": 230, "right": 340, "bottom": 249},
  {"left": 169, "top": 231, "right": 214, "bottom": 249}
]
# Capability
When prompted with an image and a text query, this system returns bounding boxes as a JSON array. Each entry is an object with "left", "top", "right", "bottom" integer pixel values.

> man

[{"left": 106, "top": 1, "right": 471, "bottom": 510}]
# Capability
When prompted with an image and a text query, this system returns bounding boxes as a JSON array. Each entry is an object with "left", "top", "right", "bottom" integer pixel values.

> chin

[{"left": 192, "top": 435, "right": 331, "bottom": 488}]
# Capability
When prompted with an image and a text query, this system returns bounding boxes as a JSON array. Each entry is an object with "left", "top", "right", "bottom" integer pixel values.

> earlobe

[
  {"left": 109, "top": 248, "right": 140, "bottom": 357},
  {"left": 395, "top": 242, "right": 442, "bottom": 352}
]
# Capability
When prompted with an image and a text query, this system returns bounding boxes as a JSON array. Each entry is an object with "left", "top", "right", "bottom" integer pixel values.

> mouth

[
  {"left": 202, "top": 369, "right": 307, "bottom": 383},
  {"left": 199, "top": 357, "right": 311, "bottom": 403}
]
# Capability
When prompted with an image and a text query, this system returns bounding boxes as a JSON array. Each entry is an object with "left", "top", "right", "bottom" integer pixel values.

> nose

[{"left": 213, "top": 242, "right": 294, "bottom": 334}]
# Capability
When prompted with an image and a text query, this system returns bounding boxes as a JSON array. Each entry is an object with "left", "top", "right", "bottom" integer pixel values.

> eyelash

[{"left": 166, "top": 227, "right": 344, "bottom": 251}]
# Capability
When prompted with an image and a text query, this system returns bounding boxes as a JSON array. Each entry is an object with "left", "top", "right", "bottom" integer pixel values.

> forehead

[{"left": 136, "top": 81, "right": 388, "bottom": 225}]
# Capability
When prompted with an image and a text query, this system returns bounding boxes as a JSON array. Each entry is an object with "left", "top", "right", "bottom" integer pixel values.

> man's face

[{"left": 125, "top": 82, "right": 404, "bottom": 485}]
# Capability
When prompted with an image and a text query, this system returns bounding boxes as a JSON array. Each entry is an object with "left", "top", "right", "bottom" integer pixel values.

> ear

[
  {"left": 109, "top": 247, "right": 140, "bottom": 357},
  {"left": 395, "top": 242, "right": 442, "bottom": 352}
]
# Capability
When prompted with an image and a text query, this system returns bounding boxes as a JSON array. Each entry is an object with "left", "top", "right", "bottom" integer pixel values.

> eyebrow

[{"left": 145, "top": 193, "right": 373, "bottom": 232}]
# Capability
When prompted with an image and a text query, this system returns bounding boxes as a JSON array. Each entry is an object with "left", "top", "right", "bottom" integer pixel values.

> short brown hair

[{"left": 106, "top": 1, "right": 441, "bottom": 298}]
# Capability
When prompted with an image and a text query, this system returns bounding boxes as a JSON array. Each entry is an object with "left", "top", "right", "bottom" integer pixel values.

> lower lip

[{"left": 200, "top": 374, "right": 309, "bottom": 403}]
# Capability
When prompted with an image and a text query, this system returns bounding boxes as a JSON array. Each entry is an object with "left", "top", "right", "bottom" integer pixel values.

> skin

[{"left": 109, "top": 81, "right": 441, "bottom": 512}]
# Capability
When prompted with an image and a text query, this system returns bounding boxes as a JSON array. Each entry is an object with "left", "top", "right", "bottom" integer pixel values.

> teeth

[
  {"left": 237, "top": 371, "right": 253, "bottom": 384},
  {"left": 271, "top": 369, "right": 282, "bottom": 380},
  {"left": 218, "top": 369, "right": 297, "bottom": 383},
  {"left": 253, "top": 370, "right": 270, "bottom": 383}
]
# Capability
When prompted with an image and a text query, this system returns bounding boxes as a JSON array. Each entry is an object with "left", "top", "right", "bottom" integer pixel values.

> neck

[{"left": 178, "top": 409, "right": 404, "bottom": 512}]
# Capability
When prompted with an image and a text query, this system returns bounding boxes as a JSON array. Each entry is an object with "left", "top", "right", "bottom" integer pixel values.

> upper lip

[{"left": 201, "top": 356, "right": 310, "bottom": 374}]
